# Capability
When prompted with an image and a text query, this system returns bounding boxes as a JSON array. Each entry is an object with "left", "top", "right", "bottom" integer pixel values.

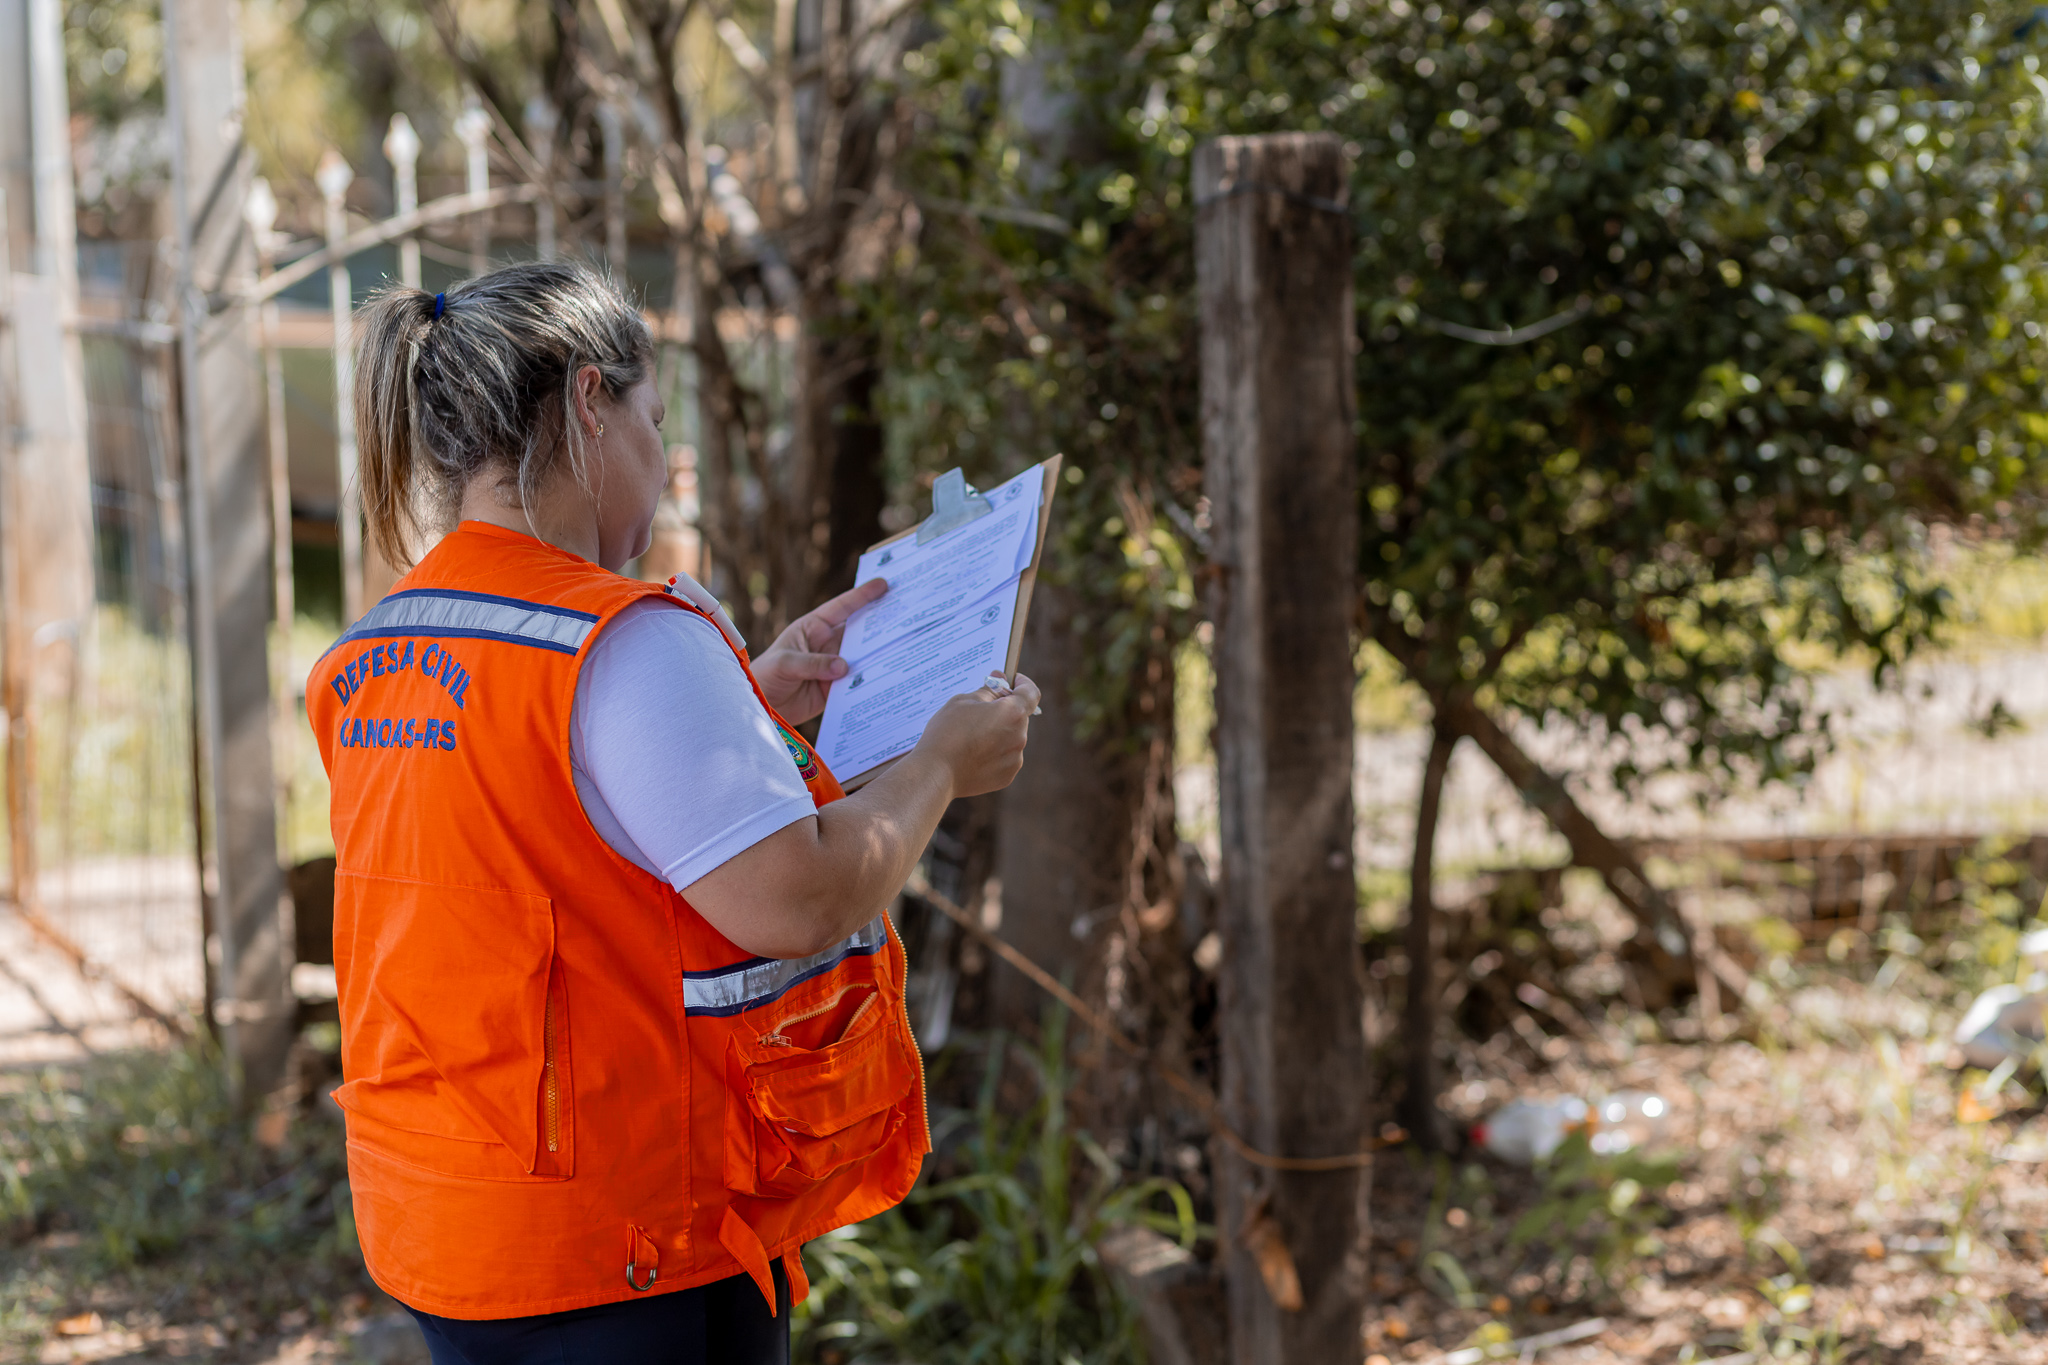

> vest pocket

[
  {"left": 332, "top": 874, "right": 573, "bottom": 1180},
  {"left": 724, "top": 980, "right": 914, "bottom": 1198}
]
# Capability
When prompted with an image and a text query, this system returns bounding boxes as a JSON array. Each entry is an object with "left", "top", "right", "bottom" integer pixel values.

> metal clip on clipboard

[{"left": 916, "top": 467, "right": 995, "bottom": 544}]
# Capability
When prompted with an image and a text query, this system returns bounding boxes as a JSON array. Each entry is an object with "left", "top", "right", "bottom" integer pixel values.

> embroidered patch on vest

[{"left": 777, "top": 722, "right": 821, "bottom": 782}]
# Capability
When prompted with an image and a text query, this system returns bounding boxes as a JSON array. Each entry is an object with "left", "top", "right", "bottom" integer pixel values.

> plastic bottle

[
  {"left": 1471, "top": 1091, "right": 1670, "bottom": 1163},
  {"left": 1953, "top": 978, "right": 2048, "bottom": 1070},
  {"left": 1469, "top": 1096, "right": 1588, "bottom": 1163}
]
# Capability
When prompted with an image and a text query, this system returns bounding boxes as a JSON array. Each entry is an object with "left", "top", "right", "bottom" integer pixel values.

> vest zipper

[
  {"left": 759, "top": 984, "right": 877, "bottom": 1047},
  {"left": 890, "top": 918, "right": 932, "bottom": 1150},
  {"left": 544, "top": 991, "right": 560, "bottom": 1154}
]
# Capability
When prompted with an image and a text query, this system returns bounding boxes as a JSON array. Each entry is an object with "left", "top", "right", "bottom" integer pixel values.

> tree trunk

[
  {"left": 991, "top": 581, "right": 1137, "bottom": 1033},
  {"left": 820, "top": 350, "right": 886, "bottom": 595},
  {"left": 1433, "top": 690, "right": 1693, "bottom": 1002},
  {"left": 1197, "top": 131, "right": 1367, "bottom": 1365},
  {"left": 790, "top": 292, "right": 887, "bottom": 610},
  {"left": 1401, "top": 719, "right": 1457, "bottom": 1148}
]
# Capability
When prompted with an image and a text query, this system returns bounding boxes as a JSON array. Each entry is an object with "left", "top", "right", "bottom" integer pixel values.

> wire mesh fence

[{"left": 0, "top": 288, "right": 207, "bottom": 1062}]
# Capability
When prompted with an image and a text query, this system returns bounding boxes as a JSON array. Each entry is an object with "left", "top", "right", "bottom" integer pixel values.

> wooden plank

[{"left": 1196, "top": 132, "right": 1367, "bottom": 1365}]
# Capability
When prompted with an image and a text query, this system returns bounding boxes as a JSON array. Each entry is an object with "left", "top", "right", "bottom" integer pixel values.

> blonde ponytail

[
  {"left": 351, "top": 261, "right": 654, "bottom": 569},
  {"left": 352, "top": 288, "right": 438, "bottom": 569}
]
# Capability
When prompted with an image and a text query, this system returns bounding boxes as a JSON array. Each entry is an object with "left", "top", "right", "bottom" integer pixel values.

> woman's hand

[
  {"left": 751, "top": 579, "right": 888, "bottom": 723},
  {"left": 683, "top": 670, "right": 1039, "bottom": 959},
  {"left": 913, "top": 674, "right": 1041, "bottom": 798}
]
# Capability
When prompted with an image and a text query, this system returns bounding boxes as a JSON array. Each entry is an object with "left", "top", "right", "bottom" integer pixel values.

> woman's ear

[{"left": 571, "top": 363, "right": 607, "bottom": 439}]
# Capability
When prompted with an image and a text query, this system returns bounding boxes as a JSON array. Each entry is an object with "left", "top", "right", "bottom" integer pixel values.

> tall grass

[
  {"left": 0, "top": 1043, "right": 356, "bottom": 1274},
  {"left": 797, "top": 1012, "right": 1199, "bottom": 1365},
  {"left": 0, "top": 606, "right": 194, "bottom": 880}
]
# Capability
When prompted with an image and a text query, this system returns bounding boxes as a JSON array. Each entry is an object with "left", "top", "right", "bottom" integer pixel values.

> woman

[{"left": 308, "top": 261, "right": 1038, "bottom": 1364}]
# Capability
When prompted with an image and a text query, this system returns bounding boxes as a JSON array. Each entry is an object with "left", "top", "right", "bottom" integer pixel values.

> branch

[
  {"left": 236, "top": 185, "right": 542, "bottom": 305},
  {"left": 1368, "top": 614, "right": 1698, "bottom": 987},
  {"left": 1432, "top": 689, "right": 1695, "bottom": 969},
  {"left": 418, "top": 0, "right": 546, "bottom": 183},
  {"left": 917, "top": 194, "right": 1073, "bottom": 237},
  {"left": 1415, "top": 297, "right": 1591, "bottom": 346}
]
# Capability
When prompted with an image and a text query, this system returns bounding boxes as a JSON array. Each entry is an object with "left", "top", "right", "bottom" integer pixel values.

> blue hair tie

[{"left": 432, "top": 292, "right": 446, "bottom": 319}]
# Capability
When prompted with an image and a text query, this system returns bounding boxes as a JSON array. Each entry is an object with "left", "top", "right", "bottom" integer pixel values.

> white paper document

[
  {"left": 838, "top": 463, "right": 1046, "bottom": 667},
  {"left": 814, "top": 583, "right": 1018, "bottom": 780},
  {"left": 814, "top": 460, "right": 1052, "bottom": 781}
]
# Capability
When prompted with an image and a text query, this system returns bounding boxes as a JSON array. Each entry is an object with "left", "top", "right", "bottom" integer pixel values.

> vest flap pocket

[
  {"left": 724, "top": 978, "right": 916, "bottom": 1197},
  {"left": 747, "top": 1017, "right": 909, "bottom": 1136},
  {"left": 333, "top": 874, "right": 564, "bottom": 1176}
]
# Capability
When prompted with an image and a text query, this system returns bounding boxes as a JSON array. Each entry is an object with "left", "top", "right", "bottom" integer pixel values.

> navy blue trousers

[{"left": 406, "top": 1263, "right": 789, "bottom": 1365}]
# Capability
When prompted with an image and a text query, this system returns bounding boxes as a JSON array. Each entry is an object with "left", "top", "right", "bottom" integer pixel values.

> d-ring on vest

[{"left": 308, "top": 521, "right": 929, "bottom": 1321}]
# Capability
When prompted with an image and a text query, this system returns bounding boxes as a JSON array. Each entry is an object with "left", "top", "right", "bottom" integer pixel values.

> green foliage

[
  {"left": 63, "top": 0, "right": 165, "bottom": 124},
  {"left": 891, "top": 0, "right": 2048, "bottom": 793},
  {"left": 0, "top": 1043, "right": 357, "bottom": 1274},
  {"left": 1506, "top": 1131, "right": 1677, "bottom": 1297},
  {"left": 795, "top": 1017, "right": 1198, "bottom": 1365},
  {"left": 1330, "top": 0, "right": 2048, "bottom": 792}
]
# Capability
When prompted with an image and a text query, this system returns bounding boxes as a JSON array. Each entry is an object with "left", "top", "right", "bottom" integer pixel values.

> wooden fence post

[
  {"left": 1195, "top": 132, "right": 1369, "bottom": 1365},
  {"left": 163, "top": 0, "right": 293, "bottom": 1095},
  {"left": 316, "top": 150, "right": 362, "bottom": 625}
]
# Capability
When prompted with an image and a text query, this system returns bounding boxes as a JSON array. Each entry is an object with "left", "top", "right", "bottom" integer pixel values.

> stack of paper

[{"left": 813, "top": 461, "right": 1048, "bottom": 782}]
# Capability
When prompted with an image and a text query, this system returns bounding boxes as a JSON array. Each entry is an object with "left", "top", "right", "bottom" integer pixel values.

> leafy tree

[{"left": 886, "top": 0, "right": 2048, "bottom": 1135}]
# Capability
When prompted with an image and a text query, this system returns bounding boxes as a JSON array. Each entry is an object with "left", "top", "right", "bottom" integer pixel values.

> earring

[{"left": 597, "top": 423, "right": 605, "bottom": 437}]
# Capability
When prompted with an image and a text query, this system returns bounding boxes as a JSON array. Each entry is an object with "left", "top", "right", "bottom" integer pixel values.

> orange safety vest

[{"left": 307, "top": 521, "right": 929, "bottom": 1320}]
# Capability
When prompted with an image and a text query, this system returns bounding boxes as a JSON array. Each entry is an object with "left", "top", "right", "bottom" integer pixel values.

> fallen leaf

[
  {"left": 56, "top": 1312, "right": 103, "bottom": 1336},
  {"left": 1238, "top": 1200, "right": 1304, "bottom": 1312},
  {"left": 1958, "top": 1089, "right": 2003, "bottom": 1124},
  {"left": 1384, "top": 1317, "right": 1409, "bottom": 1340}
]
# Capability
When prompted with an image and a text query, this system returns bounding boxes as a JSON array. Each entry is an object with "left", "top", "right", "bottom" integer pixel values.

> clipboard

[{"left": 835, "top": 454, "right": 1062, "bottom": 792}]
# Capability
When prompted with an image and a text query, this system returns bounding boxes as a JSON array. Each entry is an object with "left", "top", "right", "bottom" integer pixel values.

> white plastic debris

[
  {"left": 1953, "top": 979, "right": 2048, "bottom": 1070},
  {"left": 1472, "top": 1091, "right": 1670, "bottom": 1164}
]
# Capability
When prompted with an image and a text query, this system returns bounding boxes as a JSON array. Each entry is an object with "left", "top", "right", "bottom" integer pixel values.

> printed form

[{"left": 814, "top": 462, "right": 1048, "bottom": 781}]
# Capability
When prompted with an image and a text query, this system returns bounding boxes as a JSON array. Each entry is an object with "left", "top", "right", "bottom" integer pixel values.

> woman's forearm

[
  {"left": 681, "top": 750, "right": 957, "bottom": 959},
  {"left": 682, "top": 683, "right": 1035, "bottom": 959}
]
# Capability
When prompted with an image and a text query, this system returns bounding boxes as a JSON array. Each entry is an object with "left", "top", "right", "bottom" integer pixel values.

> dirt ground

[
  {"left": 1361, "top": 967, "right": 2048, "bottom": 1365},
  {"left": 8, "top": 901, "right": 2048, "bottom": 1364}
]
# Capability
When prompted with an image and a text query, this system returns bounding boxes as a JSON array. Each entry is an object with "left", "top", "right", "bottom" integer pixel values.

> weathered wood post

[
  {"left": 4, "top": 0, "right": 99, "bottom": 922},
  {"left": 599, "top": 101, "right": 627, "bottom": 275},
  {"left": 164, "top": 0, "right": 293, "bottom": 1093},
  {"left": 526, "top": 98, "right": 558, "bottom": 263},
  {"left": 384, "top": 114, "right": 422, "bottom": 290},
  {"left": 247, "top": 177, "right": 296, "bottom": 852},
  {"left": 456, "top": 97, "right": 492, "bottom": 276},
  {"left": 317, "top": 149, "right": 362, "bottom": 624},
  {"left": 1195, "top": 132, "right": 1368, "bottom": 1364}
]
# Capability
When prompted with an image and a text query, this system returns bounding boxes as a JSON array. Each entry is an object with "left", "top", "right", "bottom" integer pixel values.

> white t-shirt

[{"left": 570, "top": 598, "right": 817, "bottom": 891}]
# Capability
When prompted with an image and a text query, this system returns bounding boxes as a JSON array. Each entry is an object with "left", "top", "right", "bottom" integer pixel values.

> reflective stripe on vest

[
  {"left": 683, "top": 917, "right": 890, "bottom": 1017},
  {"left": 327, "top": 587, "right": 599, "bottom": 656}
]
